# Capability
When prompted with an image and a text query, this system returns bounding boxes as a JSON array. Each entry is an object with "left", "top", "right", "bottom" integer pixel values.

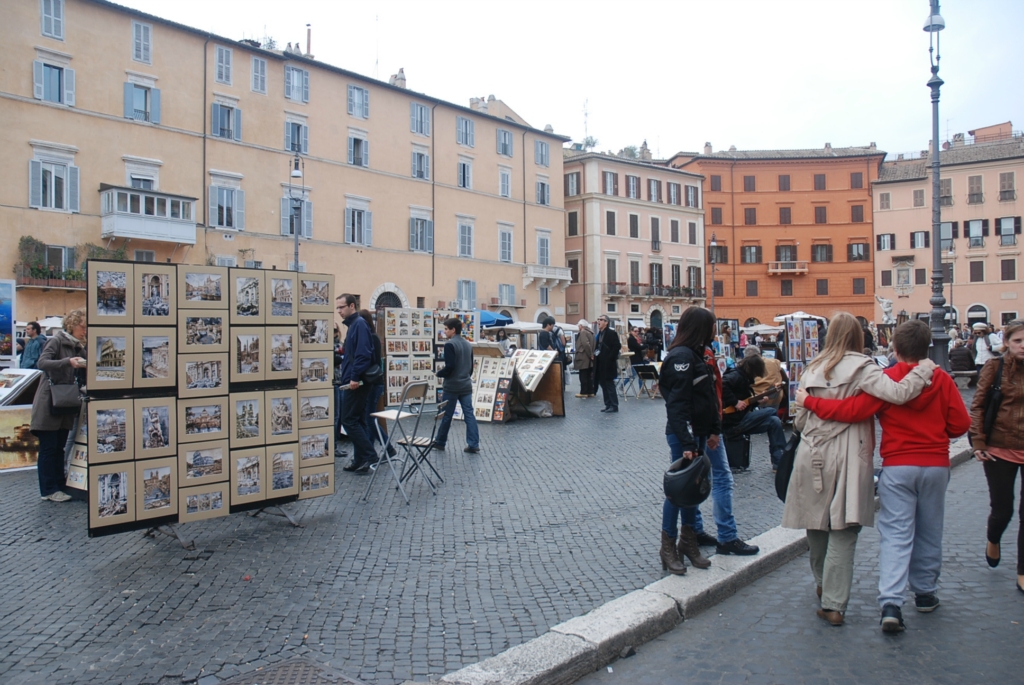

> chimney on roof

[
  {"left": 544, "top": 124, "right": 553, "bottom": 133},
  {"left": 487, "top": 94, "right": 496, "bottom": 102},
  {"left": 869, "top": 142, "right": 876, "bottom": 150},
  {"left": 728, "top": 145, "right": 737, "bottom": 152},
  {"left": 389, "top": 68, "right": 407, "bottom": 89},
  {"left": 704, "top": 142, "right": 713, "bottom": 155},
  {"left": 306, "top": 24, "right": 313, "bottom": 58},
  {"left": 824, "top": 142, "right": 832, "bottom": 153},
  {"left": 897, "top": 154, "right": 905, "bottom": 160},
  {"left": 953, "top": 133, "right": 965, "bottom": 146},
  {"left": 639, "top": 140, "right": 652, "bottom": 161}
]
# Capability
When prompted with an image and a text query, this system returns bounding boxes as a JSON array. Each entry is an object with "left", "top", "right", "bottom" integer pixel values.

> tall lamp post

[
  {"left": 289, "top": 153, "right": 304, "bottom": 271},
  {"left": 925, "top": 0, "right": 950, "bottom": 368},
  {"left": 709, "top": 232, "right": 717, "bottom": 316}
]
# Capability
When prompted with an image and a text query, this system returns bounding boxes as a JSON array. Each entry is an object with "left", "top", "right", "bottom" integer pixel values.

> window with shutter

[
  {"left": 629, "top": 214, "right": 639, "bottom": 239},
  {"left": 711, "top": 207, "right": 723, "bottom": 225},
  {"left": 781, "top": 279, "right": 793, "bottom": 296},
  {"left": 743, "top": 176, "right": 755, "bottom": 192},
  {"left": 565, "top": 172, "right": 579, "bottom": 196},
  {"left": 744, "top": 207, "right": 756, "bottom": 225},
  {"left": 778, "top": 175, "right": 790, "bottom": 191},
  {"left": 42, "top": 0, "right": 64, "bottom": 39},
  {"left": 850, "top": 172, "right": 863, "bottom": 189},
  {"left": 969, "top": 261, "right": 984, "bottom": 282},
  {"left": 603, "top": 258, "right": 615, "bottom": 283},
  {"left": 535, "top": 141, "right": 550, "bottom": 166},
  {"left": 853, "top": 278, "right": 865, "bottom": 295},
  {"left": 567, "top": 212, "right": 578, "bottom": 236},
  {"left": 252, "top": 57, "right": 267, "bottom": 93},
  {"left": 499, "top": 228, "right": 513, "bottom": 263},
  {"left": 746, "top": 280, "right": 758, "bottom": 297},
  {"left": 776, "top": 244, "right": 797, "bottom": 262},
  {"left": 779, "top": 206, "right": 791, "bottom": 225},
  {"left": 536, "top": 181, "right": 550, "bottom": 205},
  {"left": 133, "top": 22, "right": 152, "bottom": 64},
  {"left": 816, "top": 279, "right": 829, "bottom": 295},
  {"left": 968, "top": 219, "right": 984, "bottom": 248},
  {"left": 713, "top": 281, "right": 724, "bottom": 297},
  {"left": 685, "top": 185, "right": 698, "bottom": 208},
  {"left": 999, "top": 217, "right": 1018, "bottom": 246},
  {"left": 814, "top": 206, "right": 827, "bottom": 224},
  {"left": 880, "top": 192, "right": 891, "bottom": 210},
  {"left": 915, "top": 268, "right": 927, "bottom": 285},
  {"left": 968, "top": 175, "right": 983, "bottom": 204},
  {"left": 811, "top": 244, "right": 832, "bottom": 263},
  {"left": 913, "top": 189, "right": 925, "bottom": 207},
  {"left": 881, "top": 270, "right": 892, "bottom": 287},
  {"left": 670, "top": 219, "right": 679, "bottom": 243},
  {"left": 848, "top": 242, "right": 869, "bottom": 261},
  {"left": 1000, "top": 172, "right": 1016, "bottom": 201},
  {"left": 671, "top": 264, "right": 681, "bottom": 288},
  {"left": 851, "top": 205, "right": 864, "bottom": 223},
  {"left": 1001, "top": 259, "right": 1016, "bottom": 281},
  {"left": 412, "top": 152, "right": 430, "bottom": 179},
  {"left": 814, "top": 174, "right": 826, "bottom": 191},
  {"left": 31, "top": 159, "right": 78, "bottom": 212},
  {"left": 456, "top": 116, "right": 475, "bottom": 147},
  {"left": 496, "top": 129, "right": 512, "bottom": 156},
  {"left": 688, "top": 222, "right": 697, "bottom": 245},
  {"left": 939, "top": 178, "right": 952, "bottom": 205},
  {"left": 458, "top": 223, "right": 474, "bottom": 258},
  {"left": 606, "top": 211, "right": 616, "bottom": 236},
  {"left": 710, "top": 175, "right": 722, "bottom": 192},
  {"left": 215, "top": 46, "right": 232, "bottom": 84},
  {"left": 458, "top": 160, "right": 472, "bottom": 189},
  {"left": 347, "top": 86, "right": 369, "bottom": 118},
  {"left": 499, "top": 168, "right": 511, "bottom": 198},
  {"left": 36, "top": 61, "right": 71, "bottom": 105},
  {"left": 940, "top": 221, "right": 955, "bottom": 251}
]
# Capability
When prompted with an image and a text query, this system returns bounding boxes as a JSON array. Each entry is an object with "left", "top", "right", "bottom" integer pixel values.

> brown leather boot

[
  {"left": 660, "top": 531, "right": 687, "bottom": 575},
  {"left": 677, "top": 526, "right": 712, "bottom": 569}
]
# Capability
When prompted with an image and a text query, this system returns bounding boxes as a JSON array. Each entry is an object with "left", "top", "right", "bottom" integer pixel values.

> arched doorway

[
  {"left": 650, "top": 310, "right": 663, "bottom": 330},
  {"left": 966, "top": 304, "right": 989, "bottom": 324},
  {"left": 744, "top": 317, "right": 760, "bottom": 327},
  {"left": 375, "top": 291, "right": 402, "bottom": 312}
]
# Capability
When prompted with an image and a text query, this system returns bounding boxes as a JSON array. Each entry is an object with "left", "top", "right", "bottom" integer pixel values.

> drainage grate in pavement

[{"left": 218, "top": 657, "right": 366, "bottom": 685}]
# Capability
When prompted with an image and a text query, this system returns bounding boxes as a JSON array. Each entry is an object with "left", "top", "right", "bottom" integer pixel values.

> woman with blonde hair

[{"left": 783, "top": 312, "right": 936, "bottom": 626}]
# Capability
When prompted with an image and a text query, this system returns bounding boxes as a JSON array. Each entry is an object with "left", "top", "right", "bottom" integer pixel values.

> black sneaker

[
  {"left": 695, "top": 531, "right": 719, "bottom": 547},
  {"left": 342, "top": 461, "right": 363, "bottom": 472},
  {"left": 431, "top": 442, "right": 446, "bottom": 451},
  {"left": 914, "top": 593, "right": 940, "bottom": 613},
  {"left": 716, "top": 539, "right": 760, "bottom": 556},
  {"left": 880, "top": 604, "right": 905, "bottom": 633},
  {"left": 464, "top": 446, "right": 480, "bottom": 454},
  {"left": 354, "top": 462, "right": 370, "bottom": 474}
]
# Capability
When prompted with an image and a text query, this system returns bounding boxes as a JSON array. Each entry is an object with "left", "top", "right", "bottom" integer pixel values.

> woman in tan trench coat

[{"left": 784, "top": 313, "right": 936, "bottom": 626}]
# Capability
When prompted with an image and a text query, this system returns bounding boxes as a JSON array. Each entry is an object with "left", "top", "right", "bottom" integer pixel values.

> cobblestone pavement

[{"left": 575, "top": 458, "right": 1022, "bottom": 685}]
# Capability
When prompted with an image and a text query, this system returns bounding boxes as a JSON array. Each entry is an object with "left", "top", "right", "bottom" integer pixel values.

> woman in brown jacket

[
  {"left": 30, "top": 309, "right": 87, "bottom": 502},
  {"left": 970, "top": 319, "right": 1024, "bottom": 593},
  {"left": 573, "top": 320, "right": 596, "bottom": 398}
]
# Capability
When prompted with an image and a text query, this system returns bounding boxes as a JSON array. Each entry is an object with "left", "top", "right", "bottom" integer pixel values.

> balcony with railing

[
  {"left": 133, "top": 109, "right": 150, "bottom": 122},
  {"left": 14, "top": 264, "right": 87, "bottom": 290},
  {"left": 522, "top": 264, "right": 573, "bottom": 291},
  {"left": 939, "top": 195, "right": 953, "bottom": 206},
  {"left": 651, "top": 239, "right": 661, "bottom": 252},
  {"left": 968, "top": 193, "right": 984, "bottom": 205},
  {"left": 99, "top": 184, "right": 198, "bottom": 245},
  {"left": 1000, "top": 190, "right": 1017, "bottom": 202},
  {"left": 1000, "top": 234, "right": 1018, "bottom": 246},
  {"left": 605, "top": 282, "right": 626, "bottom": 297},
  {"left": 767, "top": 261, "right": 810, "bottom": 275},
  {"left": 629, "top": 282, "right": 644, "bottom": 297}
]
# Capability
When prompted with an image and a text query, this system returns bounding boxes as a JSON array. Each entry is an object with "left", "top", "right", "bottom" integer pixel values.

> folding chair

[
  {"left": 362, "top": 381, "right": 435, "bottom": 504},
  {"left": 395, "top": 399, "right": 447, "bottom": 491},
  {"left": 634, "top": 364, "right": 660, "bottom": 399},
  {"left": 616, "top": 356, "right": 635, "bottom": 400}
]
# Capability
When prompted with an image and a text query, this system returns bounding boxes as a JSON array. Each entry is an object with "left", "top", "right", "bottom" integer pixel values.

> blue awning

[{"left": 478, "top": 310, "right": 514, "bottom": 327}]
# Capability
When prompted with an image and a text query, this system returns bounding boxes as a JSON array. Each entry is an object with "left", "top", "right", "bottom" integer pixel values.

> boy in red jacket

[{"left": 797, "top": 320, "right": 970, "bottom": 633}]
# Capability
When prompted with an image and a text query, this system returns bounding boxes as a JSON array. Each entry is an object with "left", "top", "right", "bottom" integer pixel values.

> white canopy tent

[
  {"left": 741, "top": 323, "right": 784, "bottom": 335},
  {"left": 772, "top": 311, "right": 827, "bottom": 323}
]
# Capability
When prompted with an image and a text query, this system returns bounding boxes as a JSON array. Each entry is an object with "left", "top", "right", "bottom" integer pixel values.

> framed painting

[
  {"left": 89, "top": 462, "right": 135, "bottom": 529},
  {"left": 298, "top": 427, "right": 333, "bottom": 468},
  {"left": 70, "top": 443, "right": 88, "bottom": 468},
  {"left": 267, "top": 273, "right": 298, "bottom": 325},
  {"left": 230, "top": 391, "right": 264, "bottom": 449},
  {"left": 265, "top": 326, "right": 297, "bottom": 381},
  {"left": 177, "top": 353, "right": 228, "bottom": 399},
  {"left": 297, "top": 351, "right": 332, "bottom": 389},
  {"left": 178, "top": 438, "right": 229, "bottom": 487},
  {"left": 264, "top": 388, "right": 297, "bottom": 445},
  {"left": 297, "top": 389, "right": 333, "bottom": 429},
  {"left": 177, "top": 310, "right": 228, "bottom": 354},
  {"left": 298, "top": 316, "right": 333, "bottom": 351},
  {"left": 134, "top": 396, "right": 177, "bottom": 459},
  {"left": 134, "top": 263, "right": 177, "bottom": 324},
  {"left": 178, "top": 481, "right": 230, "bottom": 523},
  {"left": 88, "top": 261, "right": 134, "bottom": 326},
  {"left": 177, "top": 265, "right": 228, "bottom": 310},
  {"left": 87, "top": 328, "right": 134, "bottom": 391},
  {"left": 267, "top": 443, "right": 299, "bottom": 497},
  {"left": 231, "top": 327, "right": 266, "bottom": 383},
  {"left": 297, "top": 275, "right": 334, "bottom": 312},
  {"left": 177, "top": 395, "right": 229, "bottom": 444},
  {"left": 88, "top": 399, "right": 135, "bottom": 464},
  {"left": 229, "top": 268, "right": 266, "bottom": 325},
  {"left": 135, "top": 456, "right": 178, "bottom": 521},
  {"left": 66, "top": 464, "right": 88, "bottom": 491},
  {"left": 73, "top": 403, "right": 88, "bottom": 444},
  {"left": 230, "top": 447, "right": 266, "bottom": 505},
  {"left": 135, "top": 328, "right": 176, "bottom": 389},
  {"left": 298, "top": 465, "right": 334, "bottom": 500}
]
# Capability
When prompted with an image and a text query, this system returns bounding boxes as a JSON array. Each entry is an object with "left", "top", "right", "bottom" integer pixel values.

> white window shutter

[
  {"left": 301, "top": 125, "right": 308, "bottom": 154},
  {"left": 545, "top": 184, "right": 550, "bottom": 205},
  {"left": 280, "top": 198, "right": 290, "bottom": 235},
  {"left": 456, "top": 118, "right": 464, "bottom": 146},
  {"left": 211, "top": 103, "right": 221, "bottom": 136},
  {"left": 347, "top": 137, "right": 354, "bottom": 165},
  {"left": 284, "top": 121, "right": 292, "bottom": 152},
  {"left": 426, "top": 220, "right": 434, "bottom": 254},
  {"left": 469, "top": 281, "right": 476, "bottom": 309},
  {"left": 235, "top": 190, "right": 245, "bottom": 230},
  {"left": 497, "top": 130, "right": 501, "bottom": 154},
  {"left": 284, "top": 67, "right": 291, "bottom": 97},
  {"left": 411, "top": 153, "right": 416, "bottom": 177},
  {"left": 410, "top": 103, "right": 416, "bottom": 132},
  {"left": 362, "top": 91, "right": 369, "bottom": 118},
  {"left": 123, "top": 82, "right": 134, "bottom": 118},
  {"left": 209, "top": 186, "right": 219, "bottom": 226},
  {"left": 345, "top": 208, "right": 354, "bottom": 243},
  {"left": 302, "top": 70, "right": 309, "bottom": 102},
  {"left": 143, "top": 25, "right": 151, "bottom": 63},
  {"left": 303, "top": 201, "right": 313, "bottom": 237},
  {"left": 134, "top": 23, "right": 143, "bottom": 60},
  {"left": 364, "top": 211, "right": 373, "bottom": 246},
  {"left": 424, "top": 155, "right": 430, "bottom": 180},
  {"left": 362, "top": 140, "right": 369, "bottom": 167},
  {"left": 63, "top": 68, "right": 75, "bottom": 106},
  {"left": 33, "top": 61, "right": 44, "bottom": 100},
  {"left": 233, "top": 107, "right": 242, "bottom": 141},
  {"left": 347, "top": 86, "right": 354, "bottom": 115},
  {"left": 409, "top": 218, "right": 417, "bottom": 250},
  {"left": 150, "top": 88, "right": 161, "bottom": 124},
  {"left": 29, "top": 160, "right": 42, "bottom": 208},
  {"left": 468, "top": 121, "right": 475, "bottom": 147}
]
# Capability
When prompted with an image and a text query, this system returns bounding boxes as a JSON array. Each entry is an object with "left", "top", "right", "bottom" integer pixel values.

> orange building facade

[{"left": 670, "top": 144, "right": 885, "bottom": 325}]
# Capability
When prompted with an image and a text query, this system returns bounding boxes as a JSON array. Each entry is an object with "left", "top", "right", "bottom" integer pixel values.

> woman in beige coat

[
  {"left": 784, "top": 313, "right": 935, "bottom": 626},
  {"left": 573, "top": 320, "right": 596, "bottom": 398}
]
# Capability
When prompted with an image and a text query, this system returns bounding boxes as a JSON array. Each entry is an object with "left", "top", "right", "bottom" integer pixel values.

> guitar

[{"left": 722, "top": 385, "right": 782, "bottom": 414}]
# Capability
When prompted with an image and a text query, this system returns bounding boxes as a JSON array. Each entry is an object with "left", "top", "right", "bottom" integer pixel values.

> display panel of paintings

[
  {"left": 70, "top": 443, "right": 88, "bottom": 468},
  {"left": 513, "top": 350, "right": 558, "bottom": 393},
  {"left": 66, "top": 464, "right": 88, "bottom": 490},
  {"left": 297, "top": 275, "right": 334, "bottom": 313},
  {"left": 134, "top": 328, "right": 176, "bottom": 389},
  {"left": 178, "top": 481, "right": 230, "bottom": 523},
  {"left": 788, "top": 340, "right": 804, "bottom": 363},
  {"left": 297, "top": 389, "right": 333, "bottom": 429},
  {"left": 298, "top": 464, "right": 334, "bottom": 500},
  {"left": 135, "top": 457, "right": 178, "bottom": 521},
  {"left": 297, "top": 352, "right": 332, "bottom": 389},
  {"left": 73, "top": 403, "right": 88, "bottom": 445},
  {"left": 134, "top": 396, "right": 177, "bottom": 459},
  {"left": 803, "top": 339, "right": 819, "bottom": 360},
  {"left": 178, "top": 310, "right": 228, "bottom": 354},
  {"left": 89, "top": 462, "right": 135, "bottom": 529},
  {"left": 178, "top": 438, "right": 229, "bottom": 487},
  {"left": 230, "top": 447, "right": 266, "bottom": 505},
  {"left": 802, "top": 319, "right": 819, "bottom": 343},
  {"left": 298, "top": 316, "right": 332, "bottom": 351},
  {"left": 266, "top": 273, "right": 298, "bottom": 324},
  {"left": 88, "top": 399, "right": 135, "bottom": 464},
  {"left": 231, "top": 327, "right": 266, "bottom": 383},
  {"left": 433, "top": 310, "right": 477, "bottom": 342},
  {"left": 177, "top": 395, "right": 229, "bottom": 444},
  {"left": 88, "top": 261, "right": 134, "bottom": 326},
  {"left": 384, "top": 308, "right": 434, "bottom": 339},
  {"left": 87, "top": 328, "right": 134, "bottom": 391},
  {"left": 230, "top": 391, "right": 264, "bottom": 448},
  {"left": 298, "top": 427, "right": 333, "bottom": 467},
  {"left": 264, "top": 388, "right": 297, "bottom": 445},
  {"left": 229, "top": 268, "right": 266, "bottom": 325},
  {"left": 265, "top": 326, "right": 297, "bottom": 381},
  {"left": 786, "top": 318, "right": 803, "bottom": 342},
  {"left": 788, "top": 361, "right": 805, "bottom": 384},
  {"left": 386, "top": 338, "right": 410, "bottom": 355},
  {"left": 177, "top": 265, "right": 228, "bottom": 310},
  {"left": 267, "top": 443, "right": 299, "bottom": 497},
  {"left": 134, "top": 263, "right": 176, "bottom": 324},
  {"left": 178, "top": 353, "right": 228, "bottom": 399}
]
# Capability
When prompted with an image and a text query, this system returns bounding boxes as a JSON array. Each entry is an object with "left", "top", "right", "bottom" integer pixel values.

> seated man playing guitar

[{"left": 721, "top": 354, "right": 787, "bottom": 471}]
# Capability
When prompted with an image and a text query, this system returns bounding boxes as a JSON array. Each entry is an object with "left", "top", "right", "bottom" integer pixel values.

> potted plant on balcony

[
  {"left": 16, "top": 236, "right": 48, "bottom": 286},
  {"left": 62, "top": 269, "right": 86, "bottom": 289}
]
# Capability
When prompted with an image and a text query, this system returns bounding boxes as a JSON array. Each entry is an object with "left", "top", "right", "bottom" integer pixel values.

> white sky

[{"left": 116, "top": 0, "right": 1024, "bottom": 159}]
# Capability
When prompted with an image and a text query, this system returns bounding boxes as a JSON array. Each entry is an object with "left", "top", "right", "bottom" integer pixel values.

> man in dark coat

[
  {"left": 336, "top": 294, "right": 376, "bottom": 473},
  {"left": 593, "top": 316, "right": 621, "bottom": 413},
  {"left": 721, "top": 354, "right": 786, "bottom": 469}
]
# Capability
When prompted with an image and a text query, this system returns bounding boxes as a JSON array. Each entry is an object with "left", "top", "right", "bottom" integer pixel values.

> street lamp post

[
  {"left": 709, "top": 232, "right": 717, "bottom": 316},
  {"left": 289, "top": 154, "right": 304, "bottom": 271},
  {"left": 925, "top": 0, "right": 950, "bottom": 369}
]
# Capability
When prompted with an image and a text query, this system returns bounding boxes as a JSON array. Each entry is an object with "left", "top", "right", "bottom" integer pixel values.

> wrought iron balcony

[
  {"left": 651, "top": 239, "right": 661, "bottom": 252},
  {"left": 522, "top": 264, "right": 572, "bottom": 291},
  {"left": 968, "top": 193, "right": 984, "bottom": 204},
  {"left": 100, "top": 184, "right": 197, "bottom": 245},
  {"left": 1000, "top": 190, "right": 1017, "bottom": 202},
  {"left": 605, "top": 282, "right": 626, "bottom": 297}
]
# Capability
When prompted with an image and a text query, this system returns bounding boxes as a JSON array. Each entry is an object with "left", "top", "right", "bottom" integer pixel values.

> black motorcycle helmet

[{"left": 663, "top": 453, "right": 712, "bottom": 507}]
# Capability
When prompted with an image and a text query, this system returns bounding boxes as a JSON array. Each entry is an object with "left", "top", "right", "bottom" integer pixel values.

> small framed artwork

[
  {"left": 267, "top": 443, "right": 299, "bottom": 497},
  {"left": 73, "top": 403, "right": 88, "bottom": 445},
  {"left": 229, "top": 268, "right": 266, "bottom": 325},
  {"left": 178, "top": 438, "right": 229, "bottom": 487},
  {"left": 66, "top": 464, "right": 88, "bottom": 491},
  {"left": 298, "top": 428, "right": 333, "bottom": 467},
  {"left": 178, "top": 353, "right": 228, "bottom": 399},
  {"left": 70, "top": 443, "right": 88, "bottom": 467},
  {"left": 298, "top": 316, "right": 333, "bottom": 351},
  {"left": 230, "top": 447, "right": 266, "bottom": 505},
  {"left": 89, "top": 462, "right": 135, "bottom": 529},
  {"left": 178, "top": 310, "right": 227, "bottom": 354},
  {"left": 267, "top": 273, "right": 298, "bottom": 324},
  {"left": 297, "top": 389, "right": 333, "bottom": 429},
  {"left": 88, "top": 399, "right": 135, "bottom": 464},
  {"left": 135, "top": 456, "right": 178, "bottom": 521},
  {"left": 297, "top": 275, "right": 334, "bottom": 312},
  {"left": 87, "top": 328, "right": 134, "bottom": 391},
  {"left": 231, "top": 327, "right": 266, "bottom": 383},
  {"left": 88, "top": 261, "right": 135, "bottom": 326},
  {"left": 265, "top": 326, "right": 297, "bottom": 381},
  {"left": 264, "top": 388, "right": 297, "bottom": 445},
  {"left": 135, "top": 263, "right": 177, "bottom": 323},
  {"left": 298, "top": 465, "right": 334, "bottom": 500},
  {"left": 178, "top": 481, "right": 230, "bottom": 523},
  {"left": 177, "top": 265, "right": 228, "bottom": 310},
  {"left": 134, "top": 396, "right": 177, "bottom": 459},
  {"left": 230, "top": 391, "right": 265, "bottom": 448},
  {"left": 177, "top": 395, "right": 229, "bottom": 444},
  {"left": 135, "top": 328, "right": 176, "bottom": 389},
  {"left": 298, "top": 351, "right": 332, "bottom": 389}
]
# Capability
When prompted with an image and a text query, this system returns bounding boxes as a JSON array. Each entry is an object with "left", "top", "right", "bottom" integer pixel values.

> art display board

[
  {"left": 88, "top": 262, "right": 135, "bottom": 326},
  {"left": 662, "top": 323, "right": 677, "bottom": 360},
  {"left": 0, "top": 404, "right": 39, "bottom": 471},
  {"left": 0, "top": 279, "right": 16, "bottom": 361},
  {"left": 383, "top": 307, "right": 439, "bottom": 407},
  {"left": 782, "top": 316, "right": 821, "bottom": 418},
  {"left": 511, "top": 350, "right": 560, "bottom": 393},
  {"left": 467, "top": 354, "right": 515, "bottom": 423}
]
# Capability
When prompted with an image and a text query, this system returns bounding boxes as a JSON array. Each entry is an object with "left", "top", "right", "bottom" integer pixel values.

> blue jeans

[
  {"left": 433, "top": 390, "right": 479, "bottom": 449},
  {"left": 34, "top": 429, "right": 70, "bottom": 497},
  {"left": 728, "top": 406, "right": 786, "bottom": 466},
  {"left": 662, "top": 434, "right": 738, "bottom": 542},
  {"left": 363, "top": 383, "right": 388, "bottom": 446}
]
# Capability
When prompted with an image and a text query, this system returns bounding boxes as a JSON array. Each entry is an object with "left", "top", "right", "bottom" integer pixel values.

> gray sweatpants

[{"left": 876, "top": 465, "right": 950, "bottom": 608}]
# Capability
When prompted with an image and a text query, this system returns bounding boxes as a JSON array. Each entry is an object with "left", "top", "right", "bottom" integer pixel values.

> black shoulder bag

[
  {"left": 981, "top": 356, "right": 1006, "bottom": 442},
  {"left": 48, "top": 378, "right": 83, "bottom": 416},
  {"left": 775, "top": 431, "right": 800, "bottom": 502}
]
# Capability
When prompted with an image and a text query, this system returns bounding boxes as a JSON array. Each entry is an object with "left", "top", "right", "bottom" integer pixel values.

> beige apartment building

[
  {"left": 562, "top": 147, "right": 706, "bottom": 330},
  {"left": 0, "top": 0, "right": 570, "bottom": 325},
  {"left": 873, "top": 123, "right": 1023, "bottom": 327}
]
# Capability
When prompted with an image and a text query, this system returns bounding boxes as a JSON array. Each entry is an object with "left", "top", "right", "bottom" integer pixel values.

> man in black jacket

[
  {"left": 721, "top": 355, "right": 786, "bottom": 470},
  {"left": 594, "top": 316, "right": 621, "bottom": 413}
]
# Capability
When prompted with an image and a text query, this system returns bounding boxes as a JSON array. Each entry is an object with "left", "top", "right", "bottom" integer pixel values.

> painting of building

[
  {"left": 301, "top": 472, "right": 329, "bottom": 492},
  {"left": 185, "top": 360, "right": 222, "bottom": 389},
  {"left": 271, "top": 450, "right": 295, "bottom": 491},
  {"left": 140, "top": 336, "right": 170, "bottom": 379},
  {"left": 184, "top": 405, "right": 221, "bottom": 435},
  {"left": 300, "top": 280, "right": 330, "bottom": 306},
  {"left": 185, "top": 273, "right": 222, "bottom": 302},
  {"left": 96, "top": 271, "right": 127, "bottom": 317},
  {"left": 300, "top": 432, "right": 329, "bottom": 461},
  {"left": 95, "top": 408, "right": 127, "bottom": 453},
  {"left": 299, "top": 396, "right": 330, "bottom": 422},
  {"left": 235, "top": 399, "right": 260, "bottom": 439},
  {"left": 236, "top": 277, "right": 260, "bottom": 317},
  {"left": 235, "top": 455, "right": 261, "bottom": 496},
  {"left": 141, "top": 465, "right": 172, "bottom": 510},
  {"left": 271, "top": 278, "right": 293, "bottom": 316},
  {"left": 95, "top": 336, "right": 126, "bottom": 380},
  {"left": 300, "top": 357, "right": 328, "bottom": 383},
  {"left": 140, "top": 273, "right": 171, "bottom": 317},
  {"left": 299, "top": 318, "right": 329, "bottom": 345},
  {"left": 185, "top": 316, "right": 222, "bottom": 345},
  {"left": 270, "top": 397, "right": 293, "bottom": 435},
  {"left": 186, "top": 490, "right": 224, "bottom": 514},
  {"left": 185, "top": 447, "right": 223, "bottom": 479},
  {"left": 97, "top": 470, "right": 128, "bottom": 517},
  {"left": 141, "top": 406, "right": 170, "bottom": 449},
  {"left": 236, "top": 335, "right": 260, "bottom": 374},
  {"left": 271, "top": 334, "right": 293, "bottom": 372}
]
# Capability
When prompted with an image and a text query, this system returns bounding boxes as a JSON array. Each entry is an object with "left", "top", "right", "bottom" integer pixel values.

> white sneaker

[{"left": 46, "top": 491, "right": 72, "bottom": 502}]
